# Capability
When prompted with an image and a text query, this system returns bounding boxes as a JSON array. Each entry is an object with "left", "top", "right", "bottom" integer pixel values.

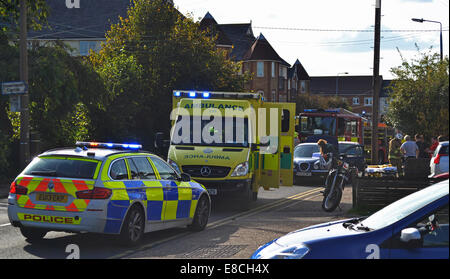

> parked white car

[{"left": 430, "top": 141, "right": 449, "bottom": 177}]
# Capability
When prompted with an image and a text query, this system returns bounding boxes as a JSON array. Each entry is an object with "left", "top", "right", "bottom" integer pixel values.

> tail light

[
  {"left": 76, "top": 187, "right": 112, "bottom": 199},
  {"left": 434, "top": 154, "right": 448, "bottom": 164},
  {"left": 9, "top": 181, "right": 28, "bottom": 195}
]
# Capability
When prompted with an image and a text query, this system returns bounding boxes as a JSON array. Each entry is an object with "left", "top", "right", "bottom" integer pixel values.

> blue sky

[{"left": 174, "top": 0, "right": 449, "bottom": 79}]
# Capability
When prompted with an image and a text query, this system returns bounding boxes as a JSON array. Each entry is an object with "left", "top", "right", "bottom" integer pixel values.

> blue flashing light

[
  {"left": 324, "top": 109, "right": 340, "bottom": 113},
  {"left": 189, "top": 91, "right": 196, "bottom": 98},
  {"left": 174, "top": 91, "right": 181, "bottom": 97},
  {"left": 304, "top": 109, "right": 317, "bottom": 112},
  {"left": 202, "top": 92, "right": 210, "bottom": 98},
  {"left": 75, "top": 141, "right": 142, "bottom": 150}
]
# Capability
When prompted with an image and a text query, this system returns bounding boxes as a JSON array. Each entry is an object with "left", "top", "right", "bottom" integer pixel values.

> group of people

[{"left": 389, "top": 134, "right": 448, "bottom": 176}]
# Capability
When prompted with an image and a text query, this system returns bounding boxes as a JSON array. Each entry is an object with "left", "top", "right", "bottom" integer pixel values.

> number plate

[
  {"left": 296, "top": 172, "right": 312, "bottom": 177},
  {"left": 36, "top": 193, "right": 68, "bottom": 203},
  {"left": 207, "top": 189, "right": 217, "bottom": 196}
]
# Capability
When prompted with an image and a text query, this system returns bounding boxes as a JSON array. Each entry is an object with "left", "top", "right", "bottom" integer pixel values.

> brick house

[
  {"left": 200, "top": 12, "right": 306, "bottom": 102},
  {"left": 287, "top": 59, "right": 311, "bottom": 103}
]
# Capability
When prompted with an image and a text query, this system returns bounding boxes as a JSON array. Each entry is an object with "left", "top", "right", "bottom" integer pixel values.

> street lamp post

[
  {"left": 412, "top": 18, "right": 443, "bottom": 61},
  {"left": 335, "top": 72, "right": 349, "bottom": 97}
]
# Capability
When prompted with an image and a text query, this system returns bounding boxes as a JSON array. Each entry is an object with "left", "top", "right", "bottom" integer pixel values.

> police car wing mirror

[{"left": 180, "top": 173, "right": 191, "bottom": 182}]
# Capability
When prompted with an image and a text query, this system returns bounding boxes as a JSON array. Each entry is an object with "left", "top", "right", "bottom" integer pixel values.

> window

[
  {"left": 288, "top": 80, "right": 291, "bottom": 90},
  {"left": 352, "top": 97, "right": 360, "bottom": 105},
  {"left": 300, "top": 81, "right": 306, "bottom": 93},
  {"left": 126, "top": 159, "right": 139, "bottom": 180},
  {"left": 271, "top": 62, "right": 275, "bottom": 78},
  {"left": 150, "top": 157, "right": 179, "bottom": 180},
  {"left": 282, "top": 109, "right": 290, "bottom": 132},
  {"left": 110, "top": 159, "right": 128, "bottom": 180},
  {"left": 23, "top": 157, "right": 99, "bottom": 179},
  {"left": 364, "top": 97, "right": 373, "bottom": 106},
  {"left": 271, "top": 90, "right": 276, "bottom": 102},
  {"left": 257, "top": 62, "right": 264, "bottom": 77},
  {"left": 130, "top": 157, "right": 156, "bottom": 180},
  {"left": 79, "top": 41, "right": 98, "bottom": 56}
]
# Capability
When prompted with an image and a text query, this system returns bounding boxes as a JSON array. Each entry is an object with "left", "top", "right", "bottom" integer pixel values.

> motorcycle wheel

[{"left": 322, "top": 177, "right": 343, "bottom": 212}]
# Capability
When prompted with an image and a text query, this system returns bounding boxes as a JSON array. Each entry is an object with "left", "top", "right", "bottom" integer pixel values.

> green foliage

[
  {"left": 0, "top": 0, "right": 49, "bottom": 35},
  {"left": 28, "top": 43, "right": 102, "bottom": 150},
  {"left": 88, "top": 0, "right": 249, "bottom": 146},
  {"left": 296, "top": 94, "right": 351, "bottom": 114},
  {"left": 386, "top": 51, "right": 449, "bottom": 140}
]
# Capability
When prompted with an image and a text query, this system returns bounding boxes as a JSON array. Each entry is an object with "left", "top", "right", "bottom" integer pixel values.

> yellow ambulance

[{"left": 166, "top": 90, "right": 296, "bottom": 209}]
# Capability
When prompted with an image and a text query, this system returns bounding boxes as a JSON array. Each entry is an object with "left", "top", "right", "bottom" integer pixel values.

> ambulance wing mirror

[{"left": 154, "top": 132, "right": 169, "bottom": 149}]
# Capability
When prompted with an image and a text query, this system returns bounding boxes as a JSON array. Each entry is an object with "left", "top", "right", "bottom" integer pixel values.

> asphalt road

[{"left": 0, "top": 182, "right": 356, "bottom": 259}]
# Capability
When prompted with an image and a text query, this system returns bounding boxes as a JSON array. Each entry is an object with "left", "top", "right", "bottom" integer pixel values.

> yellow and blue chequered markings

[{"left": 103, "top": 180, "right": 205, "bottom": 234}]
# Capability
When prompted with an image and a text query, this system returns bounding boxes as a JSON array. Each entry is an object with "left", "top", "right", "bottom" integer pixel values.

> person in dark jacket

[{"left": 317, "top": 139, "right": 338, "bottom": 168}]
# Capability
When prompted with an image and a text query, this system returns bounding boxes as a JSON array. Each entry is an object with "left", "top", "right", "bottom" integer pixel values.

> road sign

[{"left": 1, "top": 81, "right": 28, "bottom": 95}]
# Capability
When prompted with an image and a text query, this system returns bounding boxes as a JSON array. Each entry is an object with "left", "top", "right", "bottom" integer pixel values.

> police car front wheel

[{"left": 189, "top": 196, "right": 210, "bottom": 231}]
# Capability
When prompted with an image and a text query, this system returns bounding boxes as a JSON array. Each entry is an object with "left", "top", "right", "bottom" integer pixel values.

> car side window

[
  {"left": 126, "top": 158, "right": 139, "bottom": 180},
  {"left": 150, "top": 157, "right": 179, "bottom": 180},
  {"left": 131, "top": 157, "right": 157, "bottom": 180},
  {"left": 110, "top": 159, "right": 128, "bottom": 180},
  {"left": 419, "top": 205, "right": 449, "bottom": 248}
]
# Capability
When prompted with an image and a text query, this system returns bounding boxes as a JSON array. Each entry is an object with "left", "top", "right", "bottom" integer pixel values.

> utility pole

[
  {"left": 19, "top": 0, "right": 30, "bottom": 169},
  {"left": 371, "top": 0, "right": 381, "bottom": 164}
]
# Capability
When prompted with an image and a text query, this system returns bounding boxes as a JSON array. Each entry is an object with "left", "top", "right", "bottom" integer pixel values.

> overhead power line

[{"left": 253, "top": 26, "right": 449, "bottom": 32}]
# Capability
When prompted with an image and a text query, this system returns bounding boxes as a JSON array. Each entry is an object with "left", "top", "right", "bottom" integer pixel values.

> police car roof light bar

[{"left": 75, "top": 141, "right": 142, "bottom": 150}]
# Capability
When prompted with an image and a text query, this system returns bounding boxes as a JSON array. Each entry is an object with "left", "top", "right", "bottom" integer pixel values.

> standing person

[
  {"left": 400, "top": 135, "right": 419, "bottom": 159},
  {"left": 388, "top": 136, "right": 403, "bottom": 177},
  {"left": 415, "top": 134, "right": 428, "bottom": 159},
  {"left": 317, "top": 139, "right": 338, "bottom": 169},
  {"left": 428, "top": 136, "right": 439, "bottom": 157}
]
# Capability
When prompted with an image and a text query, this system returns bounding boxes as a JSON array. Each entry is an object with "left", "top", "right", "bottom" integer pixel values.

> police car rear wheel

[
  {"left": 189, "top": 196, "right": 210, "bottom": 231},
  {"left": 120, "top": 205, "right": 145, "bottom": 245},
  {"left": 20, "top": 227, "right": 47, "bottom": 243}
]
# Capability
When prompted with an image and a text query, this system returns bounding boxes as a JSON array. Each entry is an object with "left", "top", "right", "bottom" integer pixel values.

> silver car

[{"left": 430, "top": 141, "right": 449, "bottom": 177}]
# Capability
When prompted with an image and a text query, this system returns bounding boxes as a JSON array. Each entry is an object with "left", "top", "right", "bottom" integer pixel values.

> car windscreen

[
  {"left": 23, "top": 157, "right": 100, "bottom": 179},
  {"left": 358, "top": 180, "right": 449, "bottom": 231},
  {"left": 300, "top": 116, "right": 336, "bottom": 136},
  {"left": 294, "top": 144, "right": 319, "bottom": 158},
  {"left": 339, "top": 144, "right": 363, "bottom": 156}
]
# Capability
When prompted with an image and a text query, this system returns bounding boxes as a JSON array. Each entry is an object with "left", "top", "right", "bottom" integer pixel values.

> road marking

[
  {"left": 108, "top": 187, "right": 323, "bottom": 259},
  {"left": 0, "top": 223, "right": 11, "bottom": 227},
  {"left": 206, "top": 188, "right": 323, "bottom": 229}
]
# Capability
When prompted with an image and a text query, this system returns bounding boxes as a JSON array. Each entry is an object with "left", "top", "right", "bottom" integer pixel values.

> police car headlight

[
  {"left": 268, "top": 244, "right": 310, "bottom": 259},
  {"left": 231, "top": 161, "right": 249, "bottom": 177},
  {"left": 168, "top": 159, "right": 181, "bottom": 174}
]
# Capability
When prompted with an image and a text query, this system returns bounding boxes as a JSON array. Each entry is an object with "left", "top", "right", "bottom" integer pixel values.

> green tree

[
  {"left": 296, "top": 94, "right": 350, "bottom": 115},
  {"left": 0, "top": 0, "right": 49, "bottom": 35},
  {"left": 88, "top": 0, "right": 249, "bottom": 147},
  {"left": 385, "top": 51, "right": 449, "bottom": 139}
]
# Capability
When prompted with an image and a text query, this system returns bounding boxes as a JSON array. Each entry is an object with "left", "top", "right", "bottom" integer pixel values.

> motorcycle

[{"left": 320, "top": 152, "right": 358, "bottom": 212}]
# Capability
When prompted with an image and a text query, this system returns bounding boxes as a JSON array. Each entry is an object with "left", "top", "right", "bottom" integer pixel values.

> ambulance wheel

[
  {"left": 189, "top": 195, "right": 210, "bottom": 231},
  {"left": 120, "top": 205, "right": 145, "bottom": 246},
  {"left": 20, "top": 227, "right": 47, "bottom": 243}
]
